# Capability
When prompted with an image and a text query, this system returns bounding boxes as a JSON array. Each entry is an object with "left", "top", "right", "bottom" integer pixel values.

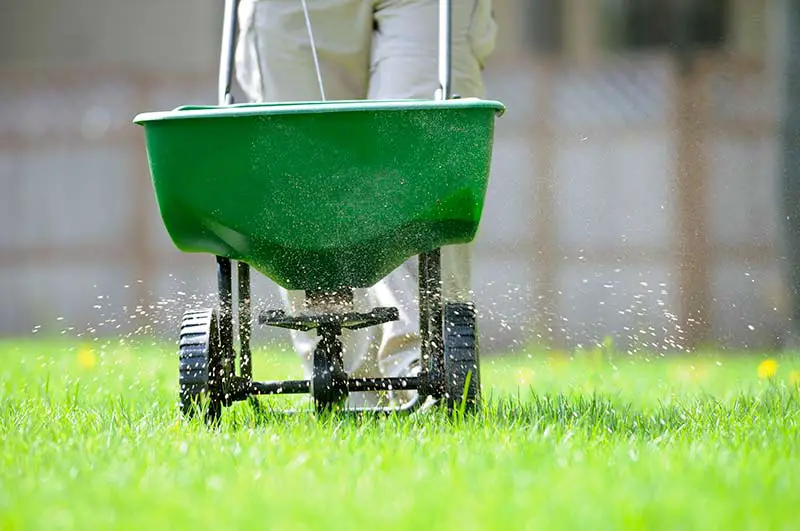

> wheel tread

[
  {"left": 177, "top": 308, "right": 222, "bottom": 424},
  {"left": 442, "top": 302, "right": 481, "bottom": 412}
]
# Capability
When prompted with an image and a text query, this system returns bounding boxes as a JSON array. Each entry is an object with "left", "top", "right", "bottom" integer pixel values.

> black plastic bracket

[{"left": 258, "top": 307, "right": 399, "bottom": 332}]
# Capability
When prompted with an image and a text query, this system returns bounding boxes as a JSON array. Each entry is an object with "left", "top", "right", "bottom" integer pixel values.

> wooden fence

[{"left": 0, "top": 52, "right": 788, "bottom": 351}]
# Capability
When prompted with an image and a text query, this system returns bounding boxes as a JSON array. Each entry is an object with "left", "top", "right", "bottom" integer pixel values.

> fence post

[
  {"left": 673, "top": 1, "right": 712, "bottom": 351},
  {"left": 781, "top": 0, "right": 800, "bottom": 342},
  {"left": 131, "top": 75, "right": 157, "bottom": 314},
  {"left": 532, "top": 59, "right": 560, "bottom": 349},
  {"left": 563, "top": 0, "right": 599, "bottom": 64}
]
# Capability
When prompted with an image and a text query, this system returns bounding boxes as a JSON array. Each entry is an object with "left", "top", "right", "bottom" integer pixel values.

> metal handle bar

[
  {"left": 219, "top": 0, "right": 239, "bottom": 105},
  {"left": 436, "top": 0, "right": 452, "bottom": 101}
]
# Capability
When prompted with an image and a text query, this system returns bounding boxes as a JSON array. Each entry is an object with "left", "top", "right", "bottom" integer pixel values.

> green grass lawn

[{"left": 1, "top": 338, "right": 799, "bottom": 530}]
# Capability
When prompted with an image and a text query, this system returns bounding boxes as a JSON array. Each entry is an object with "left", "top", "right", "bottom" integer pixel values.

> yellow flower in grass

[
  {"left": 516, "top": 367, "right": 536, "bottom": 386},
  {"left": 789, "top": 370, "right": 800, "bottom": 387},
  {"left": 547, "top": 350, "right": 570, "bottom": 371},
  {"left": 77, "top": 345, "right": 97, "bottom": 370},
  {"left": 757, "top": 358, "right": 778, "bottom": 380}
]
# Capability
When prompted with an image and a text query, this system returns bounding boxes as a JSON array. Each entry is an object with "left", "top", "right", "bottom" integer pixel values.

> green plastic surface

[{"left": 134, "top": 98, "right": 505, "bottom": 291}]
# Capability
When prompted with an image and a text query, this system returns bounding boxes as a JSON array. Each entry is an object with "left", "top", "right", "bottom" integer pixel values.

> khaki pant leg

[
  {"left": 369, "top": 0, "right": 497, "bottom": 304},
  {"left": 234, "top": 0, "right": 383, "bottom": 408},
  {"left": 368, "top": 0, "right": 497, "bottom": 403},
  {"left": 235, "top": 0, "right": 373, "bottom": 102}
]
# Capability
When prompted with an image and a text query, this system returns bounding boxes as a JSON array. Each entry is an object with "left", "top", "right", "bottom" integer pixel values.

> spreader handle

[
  {"left": 436, "top": 0, "right": 452, "bottom": 101},
  {"left": 219, "top": 0, "right": 239, "bottom": 106}
]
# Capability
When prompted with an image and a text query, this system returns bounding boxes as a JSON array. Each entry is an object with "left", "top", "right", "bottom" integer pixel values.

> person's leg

[
  {"left": 233, "top": 0, "right": 497, "bottom": 408},
  {"left": 370, "top": 0, "right": 496, "bottom": 101},
  {"left": 366, "top": 0, "right": 497, "bottom": 403},
  {"left": 234, "top": 0, "right": 385, "bottom": 407}
]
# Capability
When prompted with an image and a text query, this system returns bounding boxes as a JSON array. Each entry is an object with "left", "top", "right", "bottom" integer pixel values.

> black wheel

[
  {"left": 442, "top": 302, "right": 481, "bottom": 413},
  {"left": 178, "top": 308, "right": 223, "bottom": 424}
]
